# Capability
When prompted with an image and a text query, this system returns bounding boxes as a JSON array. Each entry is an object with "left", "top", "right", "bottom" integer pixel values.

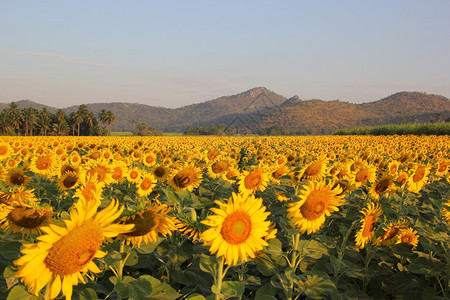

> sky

[{"left": 1, "top": 1, "right": 449, "bottom": 108}]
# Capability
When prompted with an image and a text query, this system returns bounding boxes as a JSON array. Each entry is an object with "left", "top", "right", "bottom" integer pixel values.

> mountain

[{"left": 1, "top": 89, "right": 448, "bottom": 134}]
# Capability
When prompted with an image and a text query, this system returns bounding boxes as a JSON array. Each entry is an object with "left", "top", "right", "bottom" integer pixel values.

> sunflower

[
  {"left": 57, "top": 172, "right": 79, "bottom": 191},
  {"left": 442, "top": 202, "right": 450, "bottom": 223},
  {"left": 73, "top": 176, "right": 105, "bottom": 204},
  {"left": 29, "top": 154, "right": 60, "bottom": 177},
  {"left": 0, "top": 141, "right": 12, "bottom": 161},
  {"left": 201, "top": 193, "right": 271, "bottom": 266},
  {"left": 238, "top": 167, "right": 269, "bottom": 196},
  {"left": 373, "top": 220, "right": 408, "bottom": 247},
  {"left": 287, "top": 180, "right": 344, "bottom": 234},
  {"left": 5, "top": 168, "right": 31, "bottom": 187},
  {"left": 60, "top": 163, "right": 80, "bottom": 176},
  {"left": 110, "top": 160, "right": 128, "bottom": 183},
  {"left": 0, "top": 202, "right": 53, "bottom": 234},
  {"left": 435, "top": 159, "right": 449, "bottom": 177},
  {"left": 136, "top": 172, "right": 157, "bottom": 197},
  {"left": 151, "top": 164, "right": 171, "bottom": 182},
  {"left": 369, "top": 174, "right": 394, "bottom": 201},
  {"left": 222, "top": 167, "right": 240, "bottom": 183},
  {"left": 0, "top": 188, "right": 38, "bottom": 206},
  {"left": 387, "top": 160, "right": 401, "bottom": 176},
  {"left": 127, "top": 167, "right": 142, "bottom": 183},
  {"left": 207, "top": 157, "right": 234, "bottom": 179},
  {"left": 14, "top": 199, "right": 133, "bottom": 300},
  {"left": 120, "top": 202, "right": 176, "bottom": 247},
  {"left": 269, "top": 165, "right": 290, "bottom": 184},
  {"left": 142, "top": 152, "right": 157, "bottom": 167},
  {"left": 168, "top": 163, "right": 202, "bottom": 192},
  {"left": 80, "top": 159, "right": 113, "bottom": 185},
  {"left": 299, "top": 157, "right": 328, "bottom": 181},
  {"left": 353, "top": 164, "right": 377, "bottom": 188},
  {"left": 354, "top": 202, "right": 382, "bottom": 249},
  {"left": 406, "top": 164, "right": 430, "bottom": 193},
  {"left": 396, "top": 227, "right": 419, "bottom": 249}
]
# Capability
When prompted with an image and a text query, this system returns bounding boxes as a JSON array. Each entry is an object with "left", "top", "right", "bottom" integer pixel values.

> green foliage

[{"left": 334, "top": 122, "right": 450, "bottom": 135}]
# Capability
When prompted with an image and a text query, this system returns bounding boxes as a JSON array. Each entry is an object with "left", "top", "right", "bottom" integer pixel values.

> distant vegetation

[
  {"left": 2, "top": 88, "right": 449, "bottom": 135},
  {"left": 0, "top": 102, "right": 116, "bottom": 136},
  {"left": 334, "top": 121, "right": 450, "bottom": 136}
]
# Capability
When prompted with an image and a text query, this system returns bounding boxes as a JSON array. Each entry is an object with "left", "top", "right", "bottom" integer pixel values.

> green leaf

[
  {"left": 186, "top": 294, "right": 207, "bottom": 300},
  {"left": 143, "top": 275, "right": 181, "bottom": 299},
  {"left": 199, "top": 254, "right": 218, "bottom": 277},
  {"left": 78, "top": 288, "right": 99, "bottom": 300},
  {"left": 255, "top": 254, "right": 277, "bottom": 276},
  {"left": 295, "top": 240, "right": 328, "bottom": 260},
  {"left": 113, "top": 275, "right": 152, "bottom": 299},
  {"left": 3, "top": 266, "right": 18, "bottom": 289},
  {"left": 255, "top": 285, "right": 277, "bottom": 300},
  {"left": 220, "top": 281, "right": 245, "bottom": 299},
  {"left": 301, "top": 275, "right": 337, "bottom": 299},
  {"left": 264, "top": 238, "right": 283, "bottom": 257},
  {"left": 125, "top": 249, "right": 139, "bottom": 266},
  {"left": 136, "top": 240, "right": 162, "bottom": 254},
  {"left": 6, "top": 285, "right": 42, "bottom": 300},
  {"left": 0, "top": 240, "right": 22, "bottom": 260}
]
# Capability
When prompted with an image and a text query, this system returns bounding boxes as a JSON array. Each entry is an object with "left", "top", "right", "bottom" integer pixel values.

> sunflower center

[
  {"left": 10, "top": 173, "right": 25, "bottom": 185},
  {"left": 244, "top": 171, "right": 262, "bottom": 189},
  {"left": 226, "top": 170, "right": 237, "bottom": 179},
  {"left": 272, "top": 168, "right": 285, "bottom": 179},
  {"left": 438, "top": 162, "right": 448, "bottom": 172},
  {"left": 300, "top": 190, "right": 329, "bottom": 220},
  {"left": 396, "top": 173, "right": 407, "bottom": 184},
  {"left": 154, "top": 166, "right": 166, "bottom": 178},
  {"left": 44, "top": 221, "right": 103, "bottom": 276},
  {"left": 401, "top": 235, "right": 411, "bottom": 243},
  {"left": 375, "top": 179, "right": 391, "bottom": 194},
  {"left": 140, "top": 178, "right": 153, "bottom": 190},
  {"left": 112, "top": 167, "right": 123, "bottom": 179},
  {"left": 130, "top": 171, "right": 139, "bottom": 180},
  {"left": 390, "top": 165, "right": 398, "bottom": 174},
  {"left": 36, "top": 157, "right": 51, "bottom": 170},
  {"left": 145, "top": 155, "right": 155, "bottom": 164},
  {"left": 211, "top": 161, "right": 229, "bottom": 174},
  {"left": 8, "top": 207, "right": 46, "bottom": 228},
  {"left": 362, "top": 215, "right": 375, "bottom": 238},
  {"left": 355, "top": 169, "right": 369, "bottom": 183},
  {"left": 63, "top": 175, "right": 78, "bottom": 189},
  {"left": 384, "top": 228, "right": 399, "bottom": 240},
  {"left": 173, "top": 171, "right": 193, "bottom": 188},
  {"left": 124, "top": 211, "right": 158, "bottom": 236},
  {"left": 220, "top": 211, "right": 252, "bottom": 245},
  {"left": 412, "top": 166, "right": 426, "bottom": 182},
  {"left": 304, "top": 161, "right": 322, "bottom": 176},
  {"left": 61, "top": 165, "right": 75, "bottom": 174},
  {"left": 0, "top": 146, "right": 7, "bottom": 155}
]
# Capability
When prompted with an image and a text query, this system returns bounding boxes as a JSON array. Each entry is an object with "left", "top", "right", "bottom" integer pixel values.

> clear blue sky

[{"left": 1, "top": 1, "right": 449, "bottom": 108}]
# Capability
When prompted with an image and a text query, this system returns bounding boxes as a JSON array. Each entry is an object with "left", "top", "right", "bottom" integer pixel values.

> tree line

[{"left": 0, "top": 102, "right": 116, "bottom": 136}]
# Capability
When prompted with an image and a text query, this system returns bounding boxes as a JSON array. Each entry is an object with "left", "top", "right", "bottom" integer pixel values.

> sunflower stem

[{"left": 215, "top": 256, "right": 226, "bottom": 300}]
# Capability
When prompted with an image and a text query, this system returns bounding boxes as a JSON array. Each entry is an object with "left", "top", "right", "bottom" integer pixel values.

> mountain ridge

[{"left": 1, "top": 88, "right": 448, "bottom": 134}]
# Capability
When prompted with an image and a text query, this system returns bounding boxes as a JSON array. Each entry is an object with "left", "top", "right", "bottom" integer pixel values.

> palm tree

[
  {"left": 52, "top": 122, "right": 69, "bottom": 136},
  {"left": 36, "top": 108, "right": 52, "bottom": 136},
  {"left": 0, "top": 110, "right": 12, "bottom": 135},
  {"left": 98, "top": 109, "right": 116, "bottom": 135},
  {"left": 8, "top": 102, "right": 21, "bottom": 135},
  {"left": 21, "top": 107, "right": 38, "bottom": 136}
]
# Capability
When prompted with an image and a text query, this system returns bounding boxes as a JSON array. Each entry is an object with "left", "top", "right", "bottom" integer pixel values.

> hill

[{"left": 1, "top": 89, "right": 448, "bottom": 135}]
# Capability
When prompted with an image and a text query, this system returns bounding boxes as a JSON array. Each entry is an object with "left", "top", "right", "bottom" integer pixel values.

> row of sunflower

[{"left": 0, "top": 135, "right": 449, "bottom": 299}]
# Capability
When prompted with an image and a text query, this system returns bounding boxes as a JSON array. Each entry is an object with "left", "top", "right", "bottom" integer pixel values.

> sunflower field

[{"left": 0, "top": 135, "right": 449, "bottom": 300}]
